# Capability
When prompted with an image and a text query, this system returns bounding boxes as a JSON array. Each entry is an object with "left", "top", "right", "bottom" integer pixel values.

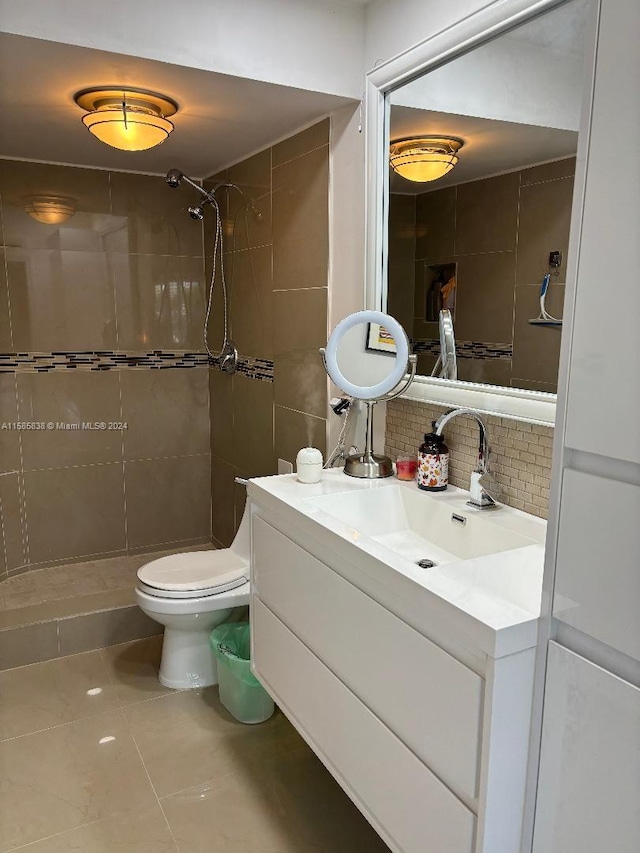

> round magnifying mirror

[{"left": 324, "top": 310, "right": 410, "bottom": 400}]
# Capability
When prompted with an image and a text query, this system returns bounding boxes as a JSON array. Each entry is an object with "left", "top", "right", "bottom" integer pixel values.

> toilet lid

[{"left": 137, "top": 550, "right": 249, "bottom": 599}]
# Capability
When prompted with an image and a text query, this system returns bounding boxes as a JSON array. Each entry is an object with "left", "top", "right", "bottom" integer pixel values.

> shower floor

[
  {"left": 0, "top": 544, "right": 214, "bottom": 669},
  {"left": 0, "top": 544, "right": 214, "bottom": 628}
]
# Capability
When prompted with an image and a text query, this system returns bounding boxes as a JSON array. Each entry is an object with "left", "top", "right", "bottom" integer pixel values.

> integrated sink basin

[
  {"left": 308, "top": 483, "right": 537, "bottom": 566},
  {"left": 247, "top": 470, "right": 547, "bottom": 654}
]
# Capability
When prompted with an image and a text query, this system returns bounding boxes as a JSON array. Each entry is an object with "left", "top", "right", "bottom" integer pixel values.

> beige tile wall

[
  {"left": 0, "top": 160, "right": 212, "bottom": 576},
  {"left": 205, "top": 120, "right": 330, "bottom": 547},
  {"left": 387, "top": 194, "right": 416, "bottom": 333},
  {"left": 390, "top": 157, "right": 576, "bottom": 392},
  {"left": 385, "top": 398, "right": 554, "bottom": 518}
]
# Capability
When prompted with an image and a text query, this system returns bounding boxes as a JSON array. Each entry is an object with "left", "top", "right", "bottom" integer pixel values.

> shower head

[
  {"left": 166, "top": 169, "right": 246, "bottom": 224},
  {"left": 165, "top": 169, "right": 183, "bottom": 188},
  {"left": 166, "top": 168, "right": 215, "bottom": 202}
]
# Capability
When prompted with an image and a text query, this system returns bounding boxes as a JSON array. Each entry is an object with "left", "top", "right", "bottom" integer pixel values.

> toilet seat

[{"left": 137, "top": 550, "right": 249, "bottom": 600}]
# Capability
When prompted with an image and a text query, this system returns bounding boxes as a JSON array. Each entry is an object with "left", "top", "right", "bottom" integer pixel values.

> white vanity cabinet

[{"left": 248, "top": 476, "right": 545, "bottom": 853}]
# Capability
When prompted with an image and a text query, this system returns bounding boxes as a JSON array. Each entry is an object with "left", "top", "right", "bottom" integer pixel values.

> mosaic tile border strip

[
  {"left": 412, "top": 339, "right": 513, "bottom": 360},
  {"left": 0, "top": 351, "right": 210, "bottom": 373},
  {"left": 237, "top": 356, "right": 274, "bottom": 382},
  {"left": 0, "top": 351, "right": 275, "bottom": 380},
  {"left": 209, "top": 354, "right": 274, "bottom": 382}
]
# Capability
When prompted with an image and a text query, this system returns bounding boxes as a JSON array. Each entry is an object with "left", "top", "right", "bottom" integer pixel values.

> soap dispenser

[{"left": 417, "top": 422, "right": 449, "bottom": 491}]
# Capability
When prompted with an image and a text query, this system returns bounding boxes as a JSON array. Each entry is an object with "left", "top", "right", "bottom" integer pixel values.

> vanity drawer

[
  {"left": 252, "top": 597, "right": 476, "bottom": 853},
  {"left": 252, "top": 515, "right": 484, "bottom": 801}
]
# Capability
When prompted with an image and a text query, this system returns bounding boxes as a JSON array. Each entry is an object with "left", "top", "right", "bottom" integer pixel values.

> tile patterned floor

[{"left": 0, "top": 637, "right": 390, "bottom": 852}]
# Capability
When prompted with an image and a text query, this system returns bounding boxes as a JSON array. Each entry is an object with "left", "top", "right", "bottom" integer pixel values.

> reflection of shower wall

[
  {"left": 205, "top": 120, "right": 330, "bottom": 547},
  {"left": 0, "top": 160, "right": 212, "bottom": 577},
  {"left": 387, "top": 194, "right": 416, "bottom": 331},
  {"left": 389, "top": 156, "right": 575, "bottom": 392}
]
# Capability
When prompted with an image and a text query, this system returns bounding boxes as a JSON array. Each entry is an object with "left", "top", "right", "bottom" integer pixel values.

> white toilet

[{"left": 135, "top": 508, "right": 251, "bottom": 689}]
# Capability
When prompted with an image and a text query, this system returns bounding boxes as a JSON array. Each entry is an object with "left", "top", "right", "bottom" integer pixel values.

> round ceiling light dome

[
  {"left": 25, "top": 195, "right": 76, "bottom": 224},
  {"left": 74, "top": 87, "right": 178, "bottom": 151},
  {"left": 389, "top": 136, "right": 464, "bottom": 183}
]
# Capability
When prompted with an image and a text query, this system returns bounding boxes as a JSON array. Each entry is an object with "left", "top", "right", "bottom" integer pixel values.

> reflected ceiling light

[
  {"left": 74, "top": 87, "right": 178, "bottom": 151},
  {"left": 389, "top": 136, "right": 464, "bottom": 183},
  {"left": 25, "top": 195, "right": 76, "bottom": 224}
]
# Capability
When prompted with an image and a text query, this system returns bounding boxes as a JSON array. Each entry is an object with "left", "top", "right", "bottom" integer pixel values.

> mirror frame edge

[{"left": 364, "top": 0, "right": 581, "bottom": 428}]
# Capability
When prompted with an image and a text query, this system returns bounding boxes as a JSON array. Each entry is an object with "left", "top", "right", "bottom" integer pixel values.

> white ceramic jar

[{"left": 296, "top": 447, "right": 323, "bottom": 483}]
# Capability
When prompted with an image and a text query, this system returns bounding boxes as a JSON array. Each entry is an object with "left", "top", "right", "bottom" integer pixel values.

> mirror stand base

[{"left": 344, "top": 452, "right": 393, "bottom": 479}]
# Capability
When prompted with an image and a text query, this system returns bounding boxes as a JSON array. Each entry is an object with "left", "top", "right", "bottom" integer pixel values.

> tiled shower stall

[
  {"left": 0, "top": 160, "right": 213, "bottom": 578},
  {"left": 0, "top": 119, "right": 330, "bottom": 662}
]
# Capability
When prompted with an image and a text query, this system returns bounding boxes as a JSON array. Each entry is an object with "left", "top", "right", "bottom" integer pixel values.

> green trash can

[{"left": 210, "top": 622, "right": 274, "bottom": 724}]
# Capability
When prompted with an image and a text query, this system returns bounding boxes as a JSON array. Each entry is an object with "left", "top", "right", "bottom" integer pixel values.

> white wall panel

[
  {"left": 564, "top": 0, "right": 640, "bottom": 463},
  {"left": 553, "top": 469, "right": 640, "bottom": 660},
  {"left": 533, "top": 643, "right": 640, "bottom": 853}
]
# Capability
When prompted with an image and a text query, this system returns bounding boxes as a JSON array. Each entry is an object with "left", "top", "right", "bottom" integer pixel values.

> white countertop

[{"left": 247, "top": 470, "right": 547, "bottom": 659}]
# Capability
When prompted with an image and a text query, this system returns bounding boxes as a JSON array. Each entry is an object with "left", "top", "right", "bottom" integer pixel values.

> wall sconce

[
  {"left": 25, "top": 195, "right": 76, "bottom": 224},
  {"left": 390, "top": 136, "right": 464, "bottom": 183},
  {"left": 74, "top": 87, "right": 178, "bottom": 151}
]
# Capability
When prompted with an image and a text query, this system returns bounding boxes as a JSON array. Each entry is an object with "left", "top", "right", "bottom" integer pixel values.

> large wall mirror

[{"left": 367, "top": 0, "right": 599, "bottom": 424}]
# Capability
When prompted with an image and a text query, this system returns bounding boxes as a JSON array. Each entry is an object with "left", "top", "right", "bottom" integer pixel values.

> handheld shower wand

[{"left": 165, "top": 168, "right": 238, "bottom": 373}]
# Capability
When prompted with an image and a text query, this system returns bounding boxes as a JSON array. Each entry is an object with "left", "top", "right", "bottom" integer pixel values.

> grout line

[
  {"left": 521, "top": 173, "right": 575, "bottom": 189},
  {"left": 0, "top": 633, "right": 163, "bottom": 676},
  {"left": 274, "top": 404, "right": 326, "bottom": 422},
  {"left": 6, "top": 548, "right": 128, "bottom": 574},
  {"left": 14, "top": 374, "right": 30, "bottom": 568},
  {"left": 0, "top": 198, "right": 15, "bottom": 356},
  {"left": 154, "top": 767, "right": 239, "bottom": 803},
  {"left": 272, "top": 140, "right": 330, "bottom": 170},
  {"left": 222, "top": 240, "right": 273, "bottom": 255},
  {"left": 118, "top": 372, "right": 129, "bottom": 553},
  {"left": 3, "top": 537, "right": 210, "bottom": 577},
  {"left": 0, "top": 484, "right": 7, "bottom": 576},
  {"left": 129, "top": 721, "right": 183, "bottom": 852},
  {"left": 0, "top": 703, "right": 125, "bottom": 744},
  {"left": 154, "top": 739, "right": 312, "bottom": 805},
  {"left": 272, "top": 285, "right": 328, "bottom": 292},
  {"left": 6, "top": 804, "right": 163, "bottom": 851},
  {"left": 19, "top": 452, "right": 211, "bottom": 474}
]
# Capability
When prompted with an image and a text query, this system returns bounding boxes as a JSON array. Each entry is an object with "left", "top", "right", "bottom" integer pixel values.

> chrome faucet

[{"left": 433, "top": 407, "right": 500, "bottom": 509}]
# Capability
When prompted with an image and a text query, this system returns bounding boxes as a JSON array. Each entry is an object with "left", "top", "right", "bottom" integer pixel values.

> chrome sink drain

[{"left": 416, "top": 558, "right": 437, "bottom": 569}]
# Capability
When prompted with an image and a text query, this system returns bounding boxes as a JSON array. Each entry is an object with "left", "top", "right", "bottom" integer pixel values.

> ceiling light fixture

[
  {"left": 389, "top": 136, "right": 464, "bottom": 183},
  {"left": 25, "top": 195, "right": 76, "bottom": 224},
  {"left": 74, "top": 87, "right": 178, "bottom": 151}
]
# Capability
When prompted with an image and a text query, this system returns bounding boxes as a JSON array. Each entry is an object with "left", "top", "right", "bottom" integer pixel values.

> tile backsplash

[{"left": 385, "top": 398, "right": 554, "bottom": 518}]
